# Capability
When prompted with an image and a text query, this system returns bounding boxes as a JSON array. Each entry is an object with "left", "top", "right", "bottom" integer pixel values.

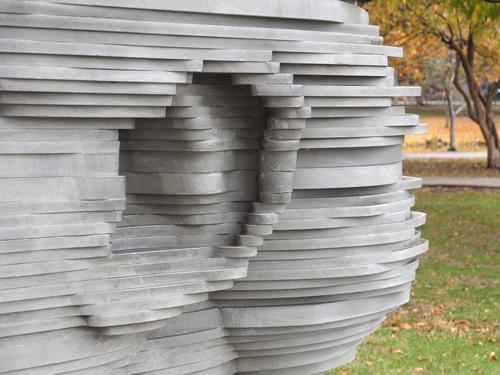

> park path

[
  {"left": 421, "top": 177, "right": 500, "bottom": 188},
  {"left": 404, "top": 151, "right": 486, "bottom": 159}
]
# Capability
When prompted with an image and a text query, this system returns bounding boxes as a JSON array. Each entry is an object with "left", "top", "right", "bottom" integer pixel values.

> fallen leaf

[
  {"left": 489, "top": 352, "right": 496, "bottom": 362},
  {"left": 389, "top": 348, "right": 404, "bottom": 354},
  {"left": 401, "top": 323, "right": 413, "bottom": 330}
]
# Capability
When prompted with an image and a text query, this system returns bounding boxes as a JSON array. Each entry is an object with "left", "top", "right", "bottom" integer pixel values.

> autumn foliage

[{"left": 361, "top": 0, "right": 500, "bottom": 168}]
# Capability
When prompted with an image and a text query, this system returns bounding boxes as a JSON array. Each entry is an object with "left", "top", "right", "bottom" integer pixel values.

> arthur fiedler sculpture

[{"left": 0, "top": 1, "right": 428, "bottom": 374}]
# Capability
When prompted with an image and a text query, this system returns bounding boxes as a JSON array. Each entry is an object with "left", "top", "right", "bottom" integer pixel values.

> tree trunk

[
  {"left": 444, "top": 102, "right": 450, "bottom": 129},
  {"left": 445, "top": 85, "right": 457, "bottom": 151},
  {"left": 485, "top": 129, "right": 500, "bottom": 169},
  {"left": 475, "top": 115, "right": 500, "bottom": 169},
  {"left": 450, "top": 40, "right": 500, "bottom": 169}
]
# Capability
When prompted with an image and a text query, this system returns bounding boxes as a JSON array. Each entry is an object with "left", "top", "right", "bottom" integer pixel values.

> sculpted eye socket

[{"left": 113, "top": 73, "right": 265, "bottom": 254}]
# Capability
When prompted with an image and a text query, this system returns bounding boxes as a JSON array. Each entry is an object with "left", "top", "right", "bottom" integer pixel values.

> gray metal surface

[{"left": 0, "top": 1, "right": 427, "bottom": 373}]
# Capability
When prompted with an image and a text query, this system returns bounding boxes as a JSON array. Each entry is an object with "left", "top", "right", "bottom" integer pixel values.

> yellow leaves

[
  {"left": 404, "top": 113, "right": 489, "bottom": 153},
  {"left": 363, "top": 0, "right": 499, "bottom": 88}
]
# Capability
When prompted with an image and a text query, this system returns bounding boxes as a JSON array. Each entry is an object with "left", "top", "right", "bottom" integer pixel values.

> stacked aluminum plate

[{"left": 0, "top": 1, "right": 427, "bottom": 374}]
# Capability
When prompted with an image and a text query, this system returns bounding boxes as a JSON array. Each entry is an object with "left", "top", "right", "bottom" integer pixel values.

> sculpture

[{"left": 0, "top": 1, "right": 428, "bottom": 373}]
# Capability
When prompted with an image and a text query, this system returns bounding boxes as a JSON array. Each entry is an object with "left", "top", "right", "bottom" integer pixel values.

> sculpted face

[{"left": 0, "top": 1, "right": 427, "bottom": 373}]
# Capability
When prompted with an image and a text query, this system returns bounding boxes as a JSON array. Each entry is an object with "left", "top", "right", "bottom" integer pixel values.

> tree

[
  {"left": 443, "top": 52, "right": 468, "bottom": 151},
  {"left": 361, "top": 0, "right": 500, "bottom": 168}
]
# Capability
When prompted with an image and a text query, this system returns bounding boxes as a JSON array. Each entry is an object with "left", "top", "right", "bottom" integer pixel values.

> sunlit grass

[{"left": 327, "top": 188, "right": 500, "bottom": 375}]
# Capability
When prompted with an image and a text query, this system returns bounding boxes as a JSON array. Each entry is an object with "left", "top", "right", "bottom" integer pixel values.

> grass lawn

[
  {"left": 327, "top": 188, "right": 500, "bottom": 375},
  {"left": 403, "top": 159, "right": 500, "bottom": 178}
]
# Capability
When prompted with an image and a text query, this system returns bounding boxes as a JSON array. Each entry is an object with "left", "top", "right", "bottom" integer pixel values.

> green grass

[
  {"left": 327, "top": 188, "right": 500, "bottom": 375},
  {"left": 403, "top": 159, "right": 500, "bottom": 178}
]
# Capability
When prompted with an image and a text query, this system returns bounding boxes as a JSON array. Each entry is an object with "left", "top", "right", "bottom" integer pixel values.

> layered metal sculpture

[{"left": 0, "top": 1, "right": 428, "bottom": 374}]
